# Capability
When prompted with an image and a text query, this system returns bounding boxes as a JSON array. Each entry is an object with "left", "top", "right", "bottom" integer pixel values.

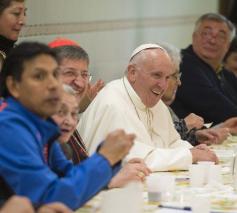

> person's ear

[
  {"left": 6, "top": 76, "right": 20, "bottom": 98},
  {"left": 127, "top": 64, "right": 137, "bottom": 83}
]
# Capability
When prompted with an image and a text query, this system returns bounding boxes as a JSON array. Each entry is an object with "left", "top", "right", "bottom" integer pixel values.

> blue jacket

[
  {"left": 171, "top": 45, "right": 237, "bottom": 124},
  {"left": 0, "top": 97, "right": 119, "bottom": 210}
]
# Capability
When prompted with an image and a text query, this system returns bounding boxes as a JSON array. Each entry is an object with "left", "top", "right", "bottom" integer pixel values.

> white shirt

[{"left": 78, "top": 77, "right": 192, "bottom": 171}]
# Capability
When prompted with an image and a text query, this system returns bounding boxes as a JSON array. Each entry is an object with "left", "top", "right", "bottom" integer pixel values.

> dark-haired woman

[{"left": 0, "top": 0, "right": 26, "bottom": 60}]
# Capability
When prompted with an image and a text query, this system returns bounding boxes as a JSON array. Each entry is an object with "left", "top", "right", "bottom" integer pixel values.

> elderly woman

[
  {"left": 52, "top": 85, "right": 151, "bottom": 188},
  {"left": 0, "top": 0, "right": 26, "bottom": 60}
]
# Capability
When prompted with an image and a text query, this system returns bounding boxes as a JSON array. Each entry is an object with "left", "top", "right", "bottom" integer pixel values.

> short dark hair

[
  {"left": 0, "top": 42, "right": 58, "bottom": 98},
  {"left": 0, "top": 0, "right": 24, "bottom": 15},
  {"left": 54, "top": 45, "right": 89, "bottom": 65}
]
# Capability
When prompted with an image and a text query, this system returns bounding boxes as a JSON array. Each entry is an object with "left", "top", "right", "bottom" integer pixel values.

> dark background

[{"left": 219, "top": 0, "right": 237, "bottom": 26}]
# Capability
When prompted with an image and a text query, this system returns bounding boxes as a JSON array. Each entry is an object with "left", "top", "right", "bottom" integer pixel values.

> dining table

[{"left": 75, "top": 136, "right": 237, "bottom": 213}]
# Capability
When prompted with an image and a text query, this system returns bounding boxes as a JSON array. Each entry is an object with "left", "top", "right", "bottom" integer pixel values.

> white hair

[{"left": 159, "top": 42, "right": 181, "bottom": 71}]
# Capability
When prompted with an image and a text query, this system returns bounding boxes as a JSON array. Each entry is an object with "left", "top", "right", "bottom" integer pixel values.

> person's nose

[
  {"left": 207, "top": 31, "right": 219, "bottom": 44},
  {"left": 48, "top": 75, "right": 60, "bottom": 91},
  {"left": 64, "top": 114, "right": 76, "bottom": 128},
  {"left": 209, "top": 36, "right": 218, "bottom": 44},
  {"left": 158, "top": 78, "right": 168, "bottom": 91},
  {"left": 73, "top": 75, "right": 87, "bottom": 90},
  {"left": 18, "top": 13, "right": 26, "bottom": 26}
]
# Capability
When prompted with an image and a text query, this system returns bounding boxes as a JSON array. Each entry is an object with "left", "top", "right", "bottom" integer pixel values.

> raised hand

[
  {"left": 184, "top": 113, "right": 204, "bottom": 130},
  {"left": 99, "top": 129, "right": 135, "bottom": 166}
]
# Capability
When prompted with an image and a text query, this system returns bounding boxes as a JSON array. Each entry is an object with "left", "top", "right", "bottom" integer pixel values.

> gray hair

[
  {"left": 54, "top": 45, "right": 89, "bottom": 64},
  {"left": 194, "top": 13, "right": 236, "bottom": 41},
  {"left": 159, "top": 42, "right": 181, "bottom": 71}
]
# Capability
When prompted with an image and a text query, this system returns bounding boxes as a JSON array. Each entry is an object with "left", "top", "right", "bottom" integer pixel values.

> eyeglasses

[
  {"left": 170, "top": 72, "right": 182, "bottom": 81},
  {"left": 199, "top": 28, "right": 229, "bottom": 43},
  {"left": 61, "top": 69, "right": 92, "bottom": 82}
]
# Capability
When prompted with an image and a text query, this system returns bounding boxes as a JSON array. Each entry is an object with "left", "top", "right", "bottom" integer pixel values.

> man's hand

[
  {"left": 0, "top": 196, "right": 34, "bottom": 213},
  {"left": 221, "top": 117, "right": 237, "bottom": 135},
  {"left": 99, "top": 129, "right": 135, "bottom": 166},
  {"left": 78, "top": 80, "right": 105, "bottom": 112},
  {"left": 196, "top": 128, "right": 229, "bottom": 145},
  {"left": 37, "top": 202, "right": 72, "bottom": 213},
  {"left": 87, "top": 79, "right": 104, "bottom": 100},
  {"left": 108, "top": 158, "right": 151, "bottom": 188},
  {"left": 212, "top": 127, "right": 229, "bottom": 142},
  {"left": 190, "top": 146, "right": 218, "bottom": 164},
  {"left": 184, "top": 113, "right": 204, "bottom": 131}
]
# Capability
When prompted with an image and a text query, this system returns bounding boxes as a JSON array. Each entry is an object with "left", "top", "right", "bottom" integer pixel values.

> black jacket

[
  {"left": 171, "top": 45, "right": 237, "bottom": 125},
  {"left": 0, "top": 35, "right": 15, "bottom": 57}
]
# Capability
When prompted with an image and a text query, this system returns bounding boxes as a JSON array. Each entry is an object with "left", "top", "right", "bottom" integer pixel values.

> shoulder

[
  {"left": 181, "top": 46, "right": 207, "bottom": 72},
  {"left": 0, "top": 107, "right": 37, "bottom": 145},
  {"left": 88, "top": 79, "right": 127, "bottom": 110}
]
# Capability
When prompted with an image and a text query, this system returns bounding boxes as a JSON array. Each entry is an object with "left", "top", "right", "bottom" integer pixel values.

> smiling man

[
  {"left": 78, "top": 43, "right": 218, "bottom": 172},
  {"left": 171, "top": 13, "right": 237, "bottom": 125}
]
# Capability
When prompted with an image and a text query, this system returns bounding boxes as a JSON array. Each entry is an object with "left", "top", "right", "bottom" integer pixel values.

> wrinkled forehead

[
  {"left": 146, "top": 48, "right": 172, "bottom": 65},
  {"left": 140, "top": 49, "right": 174, "bottom": 75},
  {"left": 61, "top": 92, "right": 78, "bottom": 108},
  {"left": 197, "top": 19, "right": 230, "bottom": 33},
  {"left": 8, "top": 0, "right": 25, "bottom": 9},
  {"left": 132, "top": 47, "right": 170, "bottom": 64}
]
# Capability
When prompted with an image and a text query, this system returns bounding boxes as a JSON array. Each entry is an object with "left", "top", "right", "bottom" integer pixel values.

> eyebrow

[
  {"left": 34, "top": 67, "right": 58, "bottom": 73},
  {"left": 63, "top": 67, "right": 88, "bottom": 73},
  {"left": 34, "top": 68, "right": 47, "bottom": 72},
  {"left": 203, "top": 26, "right": 227, "bottom": 33},
  {"left": 11, "top": 6, "right": 27, "bottom": 11}
]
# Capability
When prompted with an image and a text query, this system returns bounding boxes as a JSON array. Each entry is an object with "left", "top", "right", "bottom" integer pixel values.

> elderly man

[
  {"left": 161, "top": 43, "right": 230, "bottom": 146},
  {"left": 49, "top": 40, "right": 151, "bottom": 186},
  {"left": 49, "top": 38, "right": 104, "bottom": 113},
  {"left": 171, "top": 13, "right": 237, "bottom": 125},
  {"left": 78, "top": 43, "right": 218, "bottom": 172},
  {"left": 0, "top": 42, "right": 134, "bottom": 210}
]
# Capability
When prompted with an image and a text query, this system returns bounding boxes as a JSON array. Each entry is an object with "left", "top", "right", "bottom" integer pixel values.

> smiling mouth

[{"left": 152, "top": 90, "right": 161, "bottom": 96}]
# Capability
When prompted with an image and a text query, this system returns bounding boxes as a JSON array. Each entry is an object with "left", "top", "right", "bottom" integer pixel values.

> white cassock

[{"left": 78, "top": 77, "right": 193, "bottom": 171}]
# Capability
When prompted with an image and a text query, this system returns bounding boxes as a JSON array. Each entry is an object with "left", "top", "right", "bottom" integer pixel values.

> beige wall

[{"left": 19, "top": 0, "right": 218, "bottom": 82}]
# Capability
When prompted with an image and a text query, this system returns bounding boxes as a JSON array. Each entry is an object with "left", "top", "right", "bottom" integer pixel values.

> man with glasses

[
  {"left": 49, "top": 43, "right": 104, "bottom": 163},
  {"left": 171, "top": 13, "right": 237, "bottom": 125},
  {"left": 78, "top": 43, "right": 218, "bottom": 172},
  {"left": 49, "top": 40, "right": 104, "bottom": 113}
]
